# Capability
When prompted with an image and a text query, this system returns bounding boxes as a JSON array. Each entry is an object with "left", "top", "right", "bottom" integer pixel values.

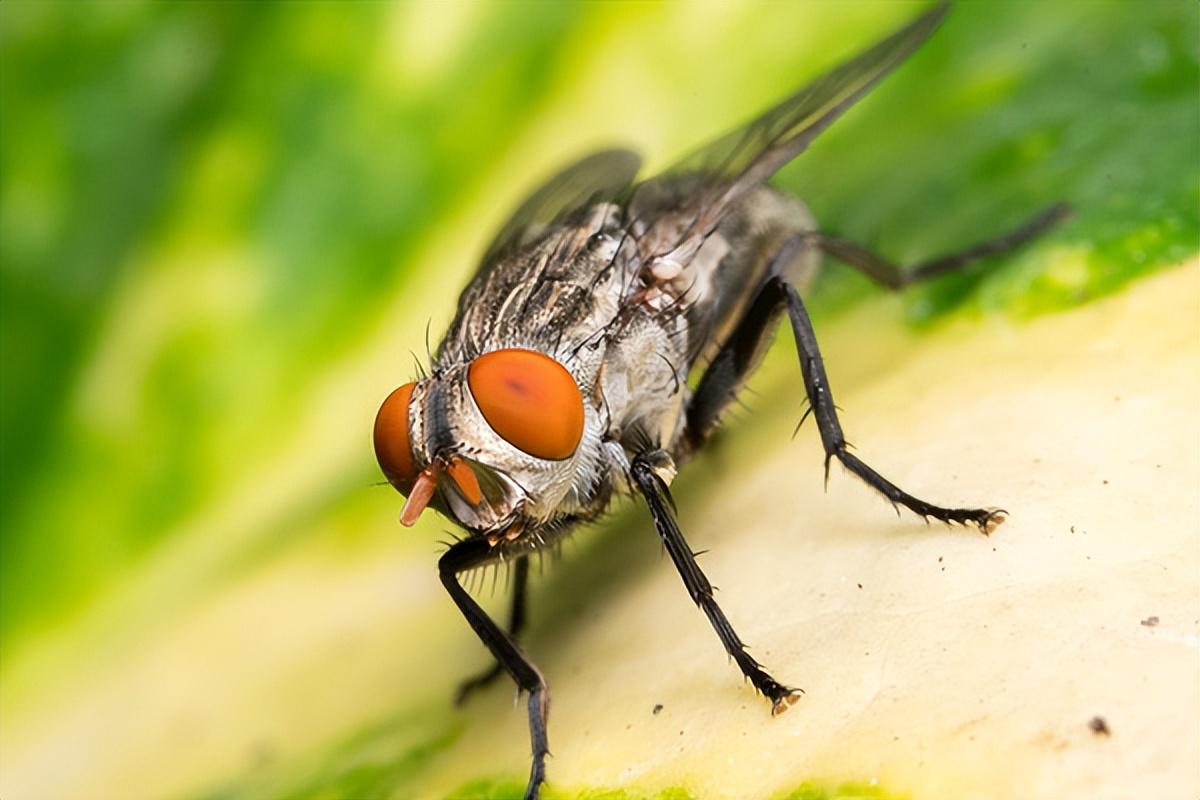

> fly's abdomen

[{"left": 682, "top": 186, "right": 820, "bottom": 370}]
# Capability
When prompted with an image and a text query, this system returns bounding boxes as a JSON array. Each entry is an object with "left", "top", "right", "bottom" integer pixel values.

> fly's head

[{"left": 373, "top": 348, "right": 596, "bottom": 536}]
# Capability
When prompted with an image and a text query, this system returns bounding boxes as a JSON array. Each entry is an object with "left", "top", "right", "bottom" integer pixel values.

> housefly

[{"left": 372, "top": 5, "right": 1066, "bottom": 797}]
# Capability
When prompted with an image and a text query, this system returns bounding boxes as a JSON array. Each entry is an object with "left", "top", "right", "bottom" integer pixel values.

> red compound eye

[
  {"left": 374, "top": 382, "right": 418, "bottom": 493},
  {"left": 468, "top": 349, "right": 584, "bottom": 460}
]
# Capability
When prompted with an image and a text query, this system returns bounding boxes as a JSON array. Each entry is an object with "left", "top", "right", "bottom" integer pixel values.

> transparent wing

[
  {"left": 478, "top": 148, "right": 642, "bottom": 268},
  {"left": 634, "top": 3, "right": 949, "bottom": 258}
]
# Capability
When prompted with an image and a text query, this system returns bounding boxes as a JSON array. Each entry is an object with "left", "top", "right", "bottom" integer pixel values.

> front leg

[
  {"left": 454, "top": 555, "right": 530, "bottom": 707},
  {"left": 440, "top": 540, "right": 549, "bottom": 800},
  {"left": 630, "top": 451, "right": 801, "bottom": 714}
]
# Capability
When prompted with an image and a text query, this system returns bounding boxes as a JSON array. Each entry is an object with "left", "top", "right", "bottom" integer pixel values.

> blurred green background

[{"left": 1, "top": 1, "right": 1196, "bottom": 799}]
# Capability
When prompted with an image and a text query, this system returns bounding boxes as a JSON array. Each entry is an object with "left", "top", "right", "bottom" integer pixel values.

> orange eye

[
  {"left": 468, "top": 349, "right": 584, "bottom": 460},
  {"left": 374, "top": 382, "right": 418, "bottom": 492}
]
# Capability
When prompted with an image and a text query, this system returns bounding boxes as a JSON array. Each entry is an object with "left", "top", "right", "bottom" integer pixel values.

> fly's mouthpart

[
  {"left": 444, "top": 457, "right": 482, "bottom": 505},
  {"left": 399, "top": 466, "right": 438, "bottom": 527},
  {"left": 484, "top": 519, "right": 526, "bottom": 548},
  {"left": 421, "top": 454, "right": 525, "bottom": 533},
  {"left": 399, "top": 455, "right": 490, "bottom": 528}
]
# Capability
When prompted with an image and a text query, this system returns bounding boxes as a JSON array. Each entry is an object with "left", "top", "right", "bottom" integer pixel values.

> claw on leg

[
  {"left": 978, "top": 508, "right": 1007, "bottom": 536},
  {"left": 771, "top": 688, "right": 803, "bottom": 716}
]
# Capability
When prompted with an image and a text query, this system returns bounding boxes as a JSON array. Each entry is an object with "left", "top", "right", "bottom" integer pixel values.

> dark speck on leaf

[
  {"left": 1089, "top": 716, "right": 1111, "bottom": 736},
  {"left": 652, "top": 703, "right": 663, "bottom": 715}
]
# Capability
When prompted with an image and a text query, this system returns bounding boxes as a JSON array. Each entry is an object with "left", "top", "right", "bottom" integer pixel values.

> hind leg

[{"left": 816, "top": 203, "right": 1069, "bottom": 289}]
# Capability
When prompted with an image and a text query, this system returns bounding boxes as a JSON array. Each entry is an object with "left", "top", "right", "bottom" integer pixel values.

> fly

[{"left": 372, "top": 5, "right": 1066, "bottom": 798}]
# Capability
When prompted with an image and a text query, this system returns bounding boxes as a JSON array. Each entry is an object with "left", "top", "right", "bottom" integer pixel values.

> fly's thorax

[
  {"left": 438, "top": 203, "right": 637, "bottom": 367},
  {"left": 595, "top": 311, "right": 690, "bottom": 459}
]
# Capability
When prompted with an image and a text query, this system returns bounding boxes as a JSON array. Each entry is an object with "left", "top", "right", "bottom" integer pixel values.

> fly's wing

[
  {"left": 478, "top": 148, "right": 643, "bottom": 270},
  {"left": 632, "top": 3, "right": 949, "bottom": 263}
]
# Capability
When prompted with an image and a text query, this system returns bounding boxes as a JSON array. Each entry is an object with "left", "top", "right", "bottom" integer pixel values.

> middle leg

[
  {"left": 685, "top": 237, "right": 1004, "bottom": 533},
  {"left": 630, "top": 450, "right": 801, "bottom": 714}
]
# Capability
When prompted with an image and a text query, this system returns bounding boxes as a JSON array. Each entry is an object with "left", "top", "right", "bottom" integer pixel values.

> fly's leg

[
  {"left": 774, "top": 273, "right": 1004, "bottom": 531},
  {"left": 454, "top": 555, "right": 530, "bottom": 707},
  {"left": 816, "top": 203, "right": 1070, "bottom": 289},
  {"left": 686, "top": 236, "right": 1003, "bottom": 533},
  {"left": 684, "top": 253, "right": 791, "bottom": 454},
  {"left": 630, "top": 451, "right": 802, "bottom": 714},
  {"left": 686, "top": 201, "right": 1071, "bottom": 449},
  {"left": 440, "top": 540, "right": 549, "bottom": 800}
]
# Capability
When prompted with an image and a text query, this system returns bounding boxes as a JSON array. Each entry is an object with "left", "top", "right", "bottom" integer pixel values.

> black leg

[
  {"left": 774, "top": 274, "right": 1005, "bottom": 532},
  {"left": 440, "top": 540, "right": 549, "bottom": 800},
  {"left": 454, "top": 555, "right": 531, "bottom": 707},
  {"left": 630, "top": 451, "right": 802, "bottom": 715},
  {"left": 817, "top": 203, "right": 1070, "bottom": 290},
  {"left": 685, "top": 205, "right": 1067, "bottom": 453},
  {"left": 684, "top": 237, "right": 803, "bottom": 453},
  {"left": 686, "top": 237, "right": 1005, "bottom": 533}
]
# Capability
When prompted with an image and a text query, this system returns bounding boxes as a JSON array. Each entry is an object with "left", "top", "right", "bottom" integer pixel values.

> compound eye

[
  {"left": 468, "top": 349, "right": 584, "bottom": 460},
  {"left": 374, "top": 382, "right": 419, "bottom": 492}
]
